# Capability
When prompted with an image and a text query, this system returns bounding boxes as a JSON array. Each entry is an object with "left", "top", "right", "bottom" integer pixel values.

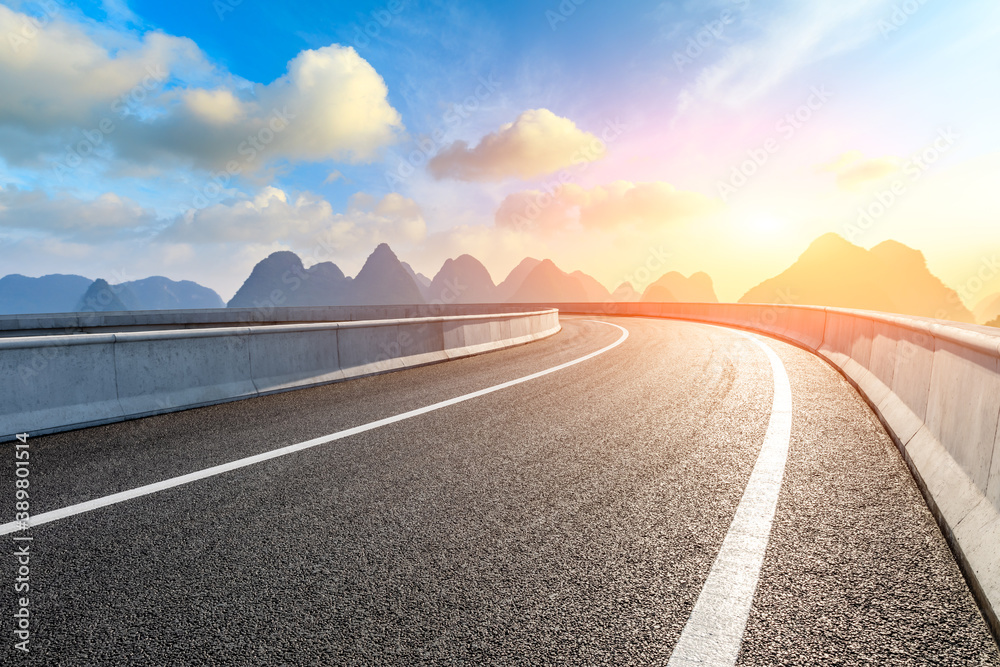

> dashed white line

[
  {"left": 667, "top": 330, "right": 793, "bottom": 666},
  {"left": 0, "top": 320, "right": 628, "bottom": 536}
]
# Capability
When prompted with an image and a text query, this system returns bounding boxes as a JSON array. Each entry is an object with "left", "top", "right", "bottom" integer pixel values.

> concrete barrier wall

[
  {"left": 0, "top": 304, "right": 552, "bottom": 337},
  {"left": 0, "top": 309, "right": 559, "bottom": 441},
  {"left": 531, "top": 301, "right": 1000, "bottom": 638}
]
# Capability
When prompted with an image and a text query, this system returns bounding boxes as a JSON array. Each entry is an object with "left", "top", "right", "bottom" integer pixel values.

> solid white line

[
  {"left": 0, "top": 320, "right": 628, "bottom": 536},
  {"left": 667, "top": 330, "right": 793, "bottom": 666}
]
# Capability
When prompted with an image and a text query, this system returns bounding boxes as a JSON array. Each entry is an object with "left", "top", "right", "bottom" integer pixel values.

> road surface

[{"left": 4, "top": 316, "right": 998, "bottom": 665}]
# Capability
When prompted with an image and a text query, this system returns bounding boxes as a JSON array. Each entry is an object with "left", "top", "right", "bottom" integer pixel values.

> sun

[{"left": 746, "top": 215, "right": 785, "bottom": 235}]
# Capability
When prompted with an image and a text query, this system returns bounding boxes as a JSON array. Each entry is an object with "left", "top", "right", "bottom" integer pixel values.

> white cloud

[
  {"left": 677, "top": 0, "right": 893, "bottom": 110},
  {"left": 160, "top": 188, "right": 427, "bottom": 254},
  {"left": 0, "top": 185, "right": 156, "bottom": 239},
  {"left": 818, "top": 150, "right": 900, "bottom": 190},
  {"left": 429, "top": 108, "right": 603, "bottom": 181},
  {"left": 0, "top": 5, "right": 203, "bottom": 131},
  {"left": 0, "top": 6, "right": 404, "bottom": 172},
  {"left": 183, "top": 89, "right": 246, "bottom": 125},
  {"left": 496, "top": 181, "right": 722, "bottom": 234}
]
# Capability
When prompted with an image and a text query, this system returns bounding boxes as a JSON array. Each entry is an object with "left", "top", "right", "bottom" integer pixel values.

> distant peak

[
  {"left": 870, "top": 239, "right": 926, "bottom": 266},
  {"left": 260, "top": 250, "right": 304, "bottom": 267},
  {"left": 809, "top": 232, "right": 856, "bottom": 250}
]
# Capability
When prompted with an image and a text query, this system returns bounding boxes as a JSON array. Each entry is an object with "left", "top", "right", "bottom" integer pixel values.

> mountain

[
  {"left": 571, "top": 271, "right": 613, "bottom": 301},
  {"left": 611, "top": 282, "right": 640, "bottom": 302},
  {"left": 401, "top": 261, "right": 432, "bottom": 300},
  {"left": 228, "top": 251, "right": 350, "bottom": 308},
  {"left": 739, "top": 233, "right": 975, "bottom": 322},
  {"left": 121, "top": 276, "right": 225, "bottom": 310},
  {"left": 508, "top": 259, "right": 589, "bottom": 303},
  {"left": 344, "top": 243, "right": 425, "bottom": 305},
  {"left": 973, "top": 293, "right": 1000, "bottom": 324},
  {"left": 0, "top": 274, "right": 93, "bottom": 315},
  {"left": 426, "top": 254, "right": 497, "bottom": 304},
  {"left": 496, "top": 258, "right": 542, "bottom": 302},
  {"left": 0, "top": 273, "right": 228, "bottom": 314},
  {"left": 641, "top": 271, "right": 718, "bottom": 303},
  {"left": 75, "top": 278, "right": 137, "bottom": 312}
]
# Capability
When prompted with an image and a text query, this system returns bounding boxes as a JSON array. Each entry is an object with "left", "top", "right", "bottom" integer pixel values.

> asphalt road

[{"left": 4, "top": 316, "right": 998, "bottom": 665}]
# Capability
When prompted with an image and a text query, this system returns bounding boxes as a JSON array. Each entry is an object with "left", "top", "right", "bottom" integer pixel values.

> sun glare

[{"left": 746, "top": 216, "right": 785, "bottom": 236}]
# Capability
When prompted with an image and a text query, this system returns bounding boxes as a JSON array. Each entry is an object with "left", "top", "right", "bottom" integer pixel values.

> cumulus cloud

[
  {"left": 0, "top": 5, "right": 404, "bottom": 171},
  {"left": 495, "top": 181, "right": 721, "bottom": 233},
  {"left": 429, "top": 109, "right": 604, "bottom": 181},
  {"left": 160, "top": 187, "right": 426, "bottom": 253},
  {"left": 0, "top": 5, "right": 205, "bottom": 132},
  {"left": 110, "top": 44, "right": 404, "bottom": 172},
  {"left": 183, "top": 89, "right": 246, "bottom": 125},
  {"left": 0, "top": 185, "right": 156, "bottom": 240},
  {"left": 0, "top": 181, "right": 425, "bottom": 267},
  {"left": 819, "top": 150, "right": 899, "bottom": 190}
]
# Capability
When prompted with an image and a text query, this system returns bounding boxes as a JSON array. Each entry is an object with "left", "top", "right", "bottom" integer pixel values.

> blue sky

[{"left": 1, "top": 0, "right": 999, "bottom": 303}]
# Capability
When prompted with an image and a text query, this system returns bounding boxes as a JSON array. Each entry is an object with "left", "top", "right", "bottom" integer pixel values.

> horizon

[{"left": 1, "top": 1, "right": 998, "bottom": 305}]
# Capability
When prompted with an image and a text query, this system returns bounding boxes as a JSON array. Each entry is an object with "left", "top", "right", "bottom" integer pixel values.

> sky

[{"left": 1, "top": 0, "right": 999, "bottom": 304}]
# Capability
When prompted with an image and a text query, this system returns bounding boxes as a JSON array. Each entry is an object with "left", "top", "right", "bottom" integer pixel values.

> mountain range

[
  {"left": 640, "top": 272, "right": 718, "bottom": 303},
  {"left": 0, "top": 234, "right": 987, "bottom": 325},
  {"left": 740, "top": 233, "right": 974, "bottom": 322},
  {"left": 974, "top": 293, "right": 1000, "bottom": 325},
  {"left": 0, "top": 274, "right": 225, "bottom": 315}
]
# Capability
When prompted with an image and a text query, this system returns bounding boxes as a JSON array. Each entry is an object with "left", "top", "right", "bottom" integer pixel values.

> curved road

[{"left": 5, "top": 317, "right": 999, "bottom": 665}]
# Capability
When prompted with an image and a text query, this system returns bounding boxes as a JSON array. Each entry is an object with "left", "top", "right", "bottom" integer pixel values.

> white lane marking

[
  {"left": 667, "top": 330, "right": 793, "bottom": 666},
  {"left": 1, "top": 320, "right": 628, "bottom": 535}
]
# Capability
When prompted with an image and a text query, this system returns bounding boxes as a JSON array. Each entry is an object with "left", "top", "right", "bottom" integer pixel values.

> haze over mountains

[
  {"left": 640, "top": 272, "right": 718, "bottom": 303},
  {"left": 225, "top": 246, "right": 628, "bottom": 308},
  {"left": 974, "top": 293, "right": 1000, "bottom": 325},
  {"left": 740, "top": 234, "right": 975, "bottom": 322},
  {"left": 0, "top": 274, "right": 225, "bottom": 315},
  {"left": 1, "top": 234, "right": 991, "bottom": 325},
  {"left": 0, "top": 274, "right": 93, "bottom": 315}
]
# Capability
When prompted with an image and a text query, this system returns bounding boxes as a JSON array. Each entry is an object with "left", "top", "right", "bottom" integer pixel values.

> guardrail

[
  {"left": 531, "top": 301, "right": 1000, "bottom": 640},
  {"left": 0, "top": 309, "right": 560, "bottom": 442}
]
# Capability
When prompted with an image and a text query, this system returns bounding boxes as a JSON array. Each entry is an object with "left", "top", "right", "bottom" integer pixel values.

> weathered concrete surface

[{"left": 0, "top": 310, "right": 559, "bottom": 441}]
